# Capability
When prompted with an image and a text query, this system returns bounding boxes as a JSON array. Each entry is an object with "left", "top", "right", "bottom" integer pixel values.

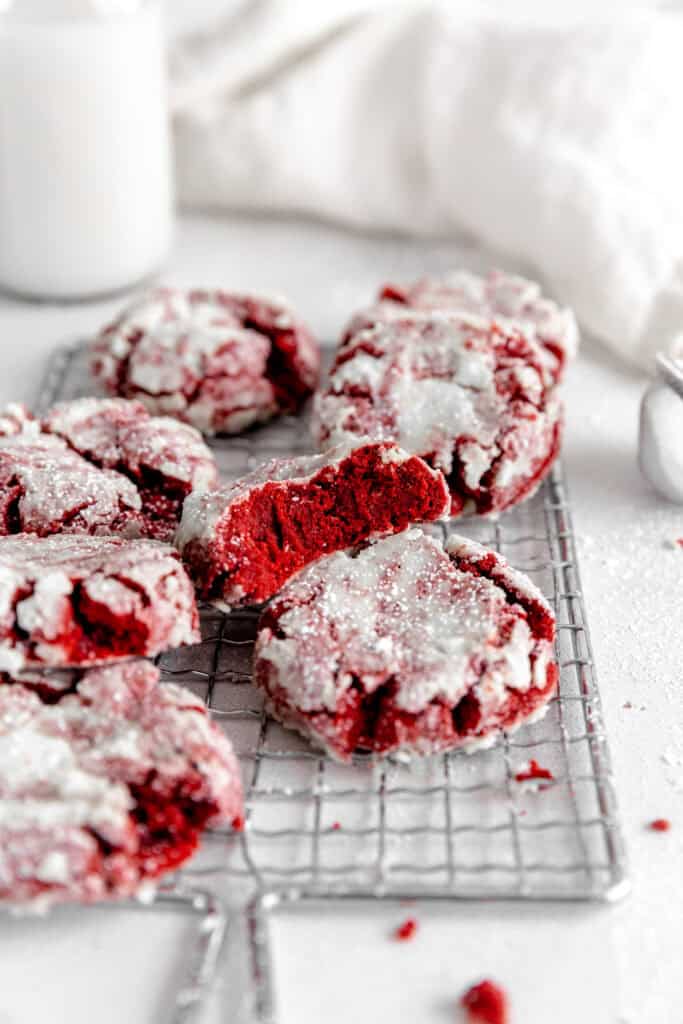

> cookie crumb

[
  {"left": 461, "top": 979, "right": 509, "bottom": 1024},
  {"left": 394, "top": 917, "right": 418, "bottom": 941},
  {"left": 514, "top": 759, "right": 554, "bottom": 784}
]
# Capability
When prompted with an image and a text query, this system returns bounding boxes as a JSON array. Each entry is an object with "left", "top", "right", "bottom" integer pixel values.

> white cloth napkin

[{"left": 171, "top": 1, "right": 683, "bottom": 370}]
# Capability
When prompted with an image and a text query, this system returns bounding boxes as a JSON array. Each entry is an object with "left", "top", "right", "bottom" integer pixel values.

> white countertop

[{"left": 0, "top": 214, "right": 680, "bottom": 1024}]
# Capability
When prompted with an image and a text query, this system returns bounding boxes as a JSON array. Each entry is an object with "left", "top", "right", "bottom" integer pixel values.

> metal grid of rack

[{"left": 38, "top": 341, "right": 629, "bottom": 1022}]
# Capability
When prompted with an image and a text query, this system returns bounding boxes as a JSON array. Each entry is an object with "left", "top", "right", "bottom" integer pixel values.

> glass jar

[{"left": 0, "top": 0, "right": 173, "bottom": 300}]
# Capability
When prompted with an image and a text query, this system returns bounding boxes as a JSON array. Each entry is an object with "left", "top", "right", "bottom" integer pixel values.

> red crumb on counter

[
  {"left": 394, "top": 918, "right": 418, "bottom": 941},
  {"left": 231, "top": 815, "right": 245, "bottom": 832},
  {"left": 330, "top": 821, "right": 342, "bottom": 831},
  {"left": 461, "top": 979, "right": 509, "bottom": 1024},
  {"left": 514, "top": 759, "right": 554, "bottom": 784},
  {"left": 649, "top": 818, "right": 671, "bottom": 832}
]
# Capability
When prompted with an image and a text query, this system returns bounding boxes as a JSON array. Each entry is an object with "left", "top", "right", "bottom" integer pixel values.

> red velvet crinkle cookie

[
  {"left": 177, "top": 441, "right": 450, "bottom": 609},
  {"left": 254, "top": 530, "right": 558, "bottom": 761},
  {"left": 90, "top": 287, "right": 320, "bottom": 434},
  {"left": 313, "top": 315, "right": 562, "bottom": 516},
  {"left": 0, "top": 398, "right": 216, "bottom": 542},
  {"left": 0, "top": 660, "right": 242, "bottom": 908},
  {"left": 345, "top": 269, "right": 578, "bottom": 383},
  {"left": 0, "top": 431, "right": 144, "bottom": 539},
  {"left": 0, "top": 534, "right": 200, "bottom": 671},
  {"left": 44, "top": 397, "right": 217, "bottom": 540}
]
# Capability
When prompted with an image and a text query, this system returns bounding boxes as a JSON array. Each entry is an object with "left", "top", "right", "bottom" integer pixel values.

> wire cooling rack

[{"left": 37, "top": 341, "right": 629, "bottom": 1023}]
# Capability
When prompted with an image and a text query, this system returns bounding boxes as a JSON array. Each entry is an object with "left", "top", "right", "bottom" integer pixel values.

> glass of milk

[{"left": 0, "top": 0, "right": 173, "bottom": 300}]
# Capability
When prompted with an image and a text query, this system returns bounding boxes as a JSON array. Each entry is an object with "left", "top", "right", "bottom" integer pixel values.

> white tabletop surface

[{"left": 0, "top": 214, "right": 680, "bottom": 1024}]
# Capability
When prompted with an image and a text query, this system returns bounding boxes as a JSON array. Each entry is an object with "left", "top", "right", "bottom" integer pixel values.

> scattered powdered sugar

[{"left": 660, "top": 742, "right": 683, "bottom": 792}]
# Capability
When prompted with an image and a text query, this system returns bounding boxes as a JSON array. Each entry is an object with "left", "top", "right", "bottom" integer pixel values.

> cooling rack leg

[
  {"left": 246, "top": 892, "right": 280, "bottom": 1024},
  {"left": 153, "top": 887, "right": 229, "bottom": 1024}
]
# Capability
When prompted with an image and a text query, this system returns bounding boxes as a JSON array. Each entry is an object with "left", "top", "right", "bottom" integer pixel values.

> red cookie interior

[{"left": 177, "top": 441, "right": 450, "bottom": 608}]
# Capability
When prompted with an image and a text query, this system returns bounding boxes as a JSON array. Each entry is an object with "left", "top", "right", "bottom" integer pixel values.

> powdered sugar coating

[
  {"left": 347, "top": 269, "right": 578, "bottom": 382},
  {"left": 254, "top": 530, "right": 557, "bottom": 760},
  {"left": 313, "top": 315, "right": 562, "bottom": 516},
  {"left": 445, "top": 534, "right": 554, "bottom": 622},
  {"left": 0, "top": 400, "right": 216, "bottom": 541},
  {"left": 0, "top": 403, "right": 37, "bottom": 438},
  {"left": 0, "top": 432, "right": 144, "bottom": 538},
  {"left": 0, "top": 660, "right": 242, "bottom": 907},
  {"left": 45, "top": 397, "right": 216, "bottom": 493},
  {"left": 177, "top": 441, "right": 451, "bottom": 609},
  {"left": 90, "top": 287, "right": 320, "bottom": 435},
  {"left": 0, "top": 534, "right": 200, "bottom": 669}
]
